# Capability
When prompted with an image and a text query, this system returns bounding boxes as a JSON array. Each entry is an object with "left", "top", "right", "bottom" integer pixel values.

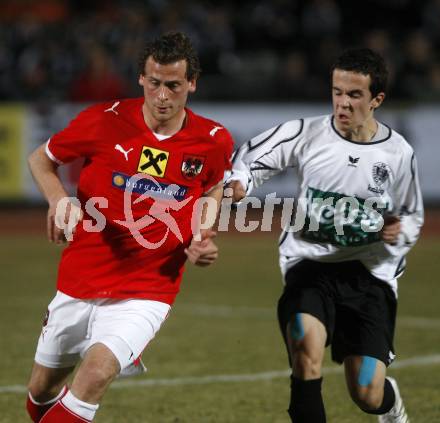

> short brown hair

[
  {"left": 138, "top": 31, "right": 201, "bottom": 81},
  {"left": 331, "top": 48, "right": 388, "bottom": 97}
]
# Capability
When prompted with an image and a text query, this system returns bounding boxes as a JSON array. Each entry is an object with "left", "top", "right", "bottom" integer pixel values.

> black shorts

[{"left": 277, "top": 260, "right": 397, "bottom": 366}]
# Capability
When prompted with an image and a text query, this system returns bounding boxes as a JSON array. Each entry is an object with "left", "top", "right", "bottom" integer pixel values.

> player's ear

[
  {"left": 138, "top": 74, "right": 145, "bottom": 87},
  {"left": 188, "top": 78, "right": 197, "bottom": 93},
  {"left": 370, "top": 92, "right": 385, "bottom": 110}
]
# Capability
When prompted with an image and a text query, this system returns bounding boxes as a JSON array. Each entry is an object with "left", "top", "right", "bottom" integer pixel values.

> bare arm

[
  {"left": 184, "top": 182, "right": 224, "bottom": 267},
  {"left": 199, "top": 182, "right": 224, "bottom": 236},
  {"left": 28, "top": 144, "right": 82, "bottom": 243},
  {"left": 28, "top": 144, "right": 67, "bottom": 203}
]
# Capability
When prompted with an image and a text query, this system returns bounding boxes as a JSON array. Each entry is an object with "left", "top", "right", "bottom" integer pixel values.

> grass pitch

[{"left": 0, "top": 234, "right": 439, "bottom": 422}]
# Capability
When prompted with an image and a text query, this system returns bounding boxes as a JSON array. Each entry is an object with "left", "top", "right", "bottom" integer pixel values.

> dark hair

[
  {"left": 138, "top": 31, "right": 201, "bottom": 81},
  {"left": 331, "top": 48, "right": 388, "bottom": 97}
]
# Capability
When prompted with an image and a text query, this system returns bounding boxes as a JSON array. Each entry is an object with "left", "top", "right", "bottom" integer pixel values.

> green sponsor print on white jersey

[{"left": 301, "top": 186, "right": 387, "bottom": 247}]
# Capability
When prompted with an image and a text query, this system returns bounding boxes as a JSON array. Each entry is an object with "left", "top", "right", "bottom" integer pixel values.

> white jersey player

[
  {"left": 230, "top": 114, "right": 423, "bottom": 294},
  {"left": 228, "top": 48, "right": 421, "bottom": 423}
]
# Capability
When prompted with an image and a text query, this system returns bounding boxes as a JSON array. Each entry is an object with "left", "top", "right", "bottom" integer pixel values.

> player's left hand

[
  {"left": 184, "top": 229, "right": 219, "bottom": 267},
  {"left": 225, "top": 180, "right": 246, "bottom": 203},
  {"left": 49, "top": 197, "right": 83, "bottom": 244},
  {"left": 380, "top": 215, "right": 401, "bottom": 244}
]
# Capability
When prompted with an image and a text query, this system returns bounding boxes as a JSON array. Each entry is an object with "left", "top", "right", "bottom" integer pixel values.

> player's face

[
  {"left": 332, "top": 69, "right": 384, "bottom": 133},
  {"left": 139, "top": 57, "right": 196, "bottom": 125}
]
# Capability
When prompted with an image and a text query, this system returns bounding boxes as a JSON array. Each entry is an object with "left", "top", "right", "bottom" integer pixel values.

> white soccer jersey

[{"left": 229, "top": 115, "right": 424, "bottom": 294}]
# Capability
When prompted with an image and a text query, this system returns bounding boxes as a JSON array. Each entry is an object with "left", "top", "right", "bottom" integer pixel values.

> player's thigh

[
  {"left": 344, "top": 355, "right": 387, "bottom": 407},
  {"left": 34, "top": 291, "right": 93, "bottom": 369},
  {"left": 88, "top": 298, "right": 170, "bottom": 372},
  {"left": 331, "top": 273, "right": 397, "bottom": 366},
  {"left": 278, "top": 262, "right": 331, "bottom": 378},
  {"left": 278, "top": 261, "right": 333, "bottom": 350},
  {"left": 28, "top": 362, "right": 75, "bottom": 400},
  {"left": 287, "top": 313, "right": 326, "bottom": 354}
]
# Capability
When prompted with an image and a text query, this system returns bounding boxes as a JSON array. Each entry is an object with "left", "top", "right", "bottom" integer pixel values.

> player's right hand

[
  {"left": 380, "top": 215, "right": 401, "bottom": 245},
  {"left": 184, "top": 229, "right": 219, "bottom": 267},
  {"left": 226, "top": 180, "right": 246, "bottom": 202},
  {"left": 47, "top": 197, "right": 83, "bottom": 244}
]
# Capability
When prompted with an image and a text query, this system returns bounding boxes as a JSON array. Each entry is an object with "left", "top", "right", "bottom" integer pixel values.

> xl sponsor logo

[{"left": 137, "top": 146, "right": 169, "bottom": 177}]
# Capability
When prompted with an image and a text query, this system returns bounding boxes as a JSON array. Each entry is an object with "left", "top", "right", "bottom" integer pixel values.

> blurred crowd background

[{"left": 1, "top": 0, "right": 440, "bottom": 103}]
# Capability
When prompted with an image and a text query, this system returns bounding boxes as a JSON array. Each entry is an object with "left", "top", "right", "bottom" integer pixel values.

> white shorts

[{"left": 35, "top": 291, "right": 170, "bottom": 373}]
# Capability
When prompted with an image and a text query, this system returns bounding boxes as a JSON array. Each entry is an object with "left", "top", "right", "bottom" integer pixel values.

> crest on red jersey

[{"left": 181, "top": 154, "right": 205, "bottom": 179}]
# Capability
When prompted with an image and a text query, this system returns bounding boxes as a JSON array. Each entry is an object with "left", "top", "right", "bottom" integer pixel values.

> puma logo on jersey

[
  {"left": 348, "top": 155, "right": 360, "bottom": 167},
  {"left": 209, "top": 126, "right": 223, "bottom": 137},
  {"left": 115, "top": 144, "right": 133, "bottom": 161},
  {"left": 105, "top": 101, "right": 120, "bottom": 115}
]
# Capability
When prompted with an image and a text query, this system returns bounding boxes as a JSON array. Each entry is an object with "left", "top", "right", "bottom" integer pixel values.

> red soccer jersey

[{"left": 46, "top": 98, "right": 233, "bottom": 304}]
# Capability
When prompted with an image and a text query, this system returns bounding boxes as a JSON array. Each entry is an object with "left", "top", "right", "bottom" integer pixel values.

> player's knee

[
  {"left": 27, "top": 381, "right": 45, "bottom": 402},
  {"left": 27, "top": 364, "right": 73, "bottom": 402},
  {"left": 354, "top": 393, "right": 384, "bottom": 412},
  {"left": 27, "top": 379, "right": 62, "bottom": 403},
  {"left": 349, "top": 355, "right": 383, "bottom": 411},
  {"left": 79, "top": 343, "right": 121, "bottom": 386},
  {"left": 293, "top": 350, "right": 322, "bottom": 379},
  {"left": 87, "top": 358, "right": 119, "bottom": 387},
  {"left": 350, "top": 386, "right": 383, "bottom": 411},
  {"left": 71, "top": 364, "right": 117, "bottom": 401},
  {"left": 71, "top": 347, "right": 120, "bottom": 403},
  {"left": 82, "top": 364, "right": 117, "bottom": 389}
]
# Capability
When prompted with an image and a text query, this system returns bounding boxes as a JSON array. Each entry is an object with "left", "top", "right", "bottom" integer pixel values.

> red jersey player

[{"left": 26, "top": 32, "right": 233, "bottom": 423}]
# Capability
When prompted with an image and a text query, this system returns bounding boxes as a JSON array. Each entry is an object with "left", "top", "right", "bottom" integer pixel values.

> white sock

[
  {"left": 28, "top": 385, "right": 67, "bottom": 406},
  {"left": 61, "top": 391, "right": 99, "bottom": 421}
]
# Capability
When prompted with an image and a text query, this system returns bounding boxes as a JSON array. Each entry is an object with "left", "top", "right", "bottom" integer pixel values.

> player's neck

[
  {"left": 142, "top": 104, "right": 187, "bottom": 136},
  {"left": 337, "top": 117, "right": 378, "bottom": 143}
]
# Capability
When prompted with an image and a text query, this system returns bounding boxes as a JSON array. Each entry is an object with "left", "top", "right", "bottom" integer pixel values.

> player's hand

[
  {"left": 226, "top": 180, "right": 246, "bottom": 202},
  {"left": 380, "top": 215, "right": 401, "bottom": 244},
  {"left": 47, "top": 197, "right": 83, "bottom": 244},
  {"left": 184, "top": 229, "right": 219, "bottom": 267}
]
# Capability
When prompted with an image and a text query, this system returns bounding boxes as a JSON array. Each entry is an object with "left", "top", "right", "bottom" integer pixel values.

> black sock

[
  {"left": 288, "top": 376, "right": 326, "bottom": 423},
  {"left": 362, "top": 378, "right": 396, "bottom": 415}
]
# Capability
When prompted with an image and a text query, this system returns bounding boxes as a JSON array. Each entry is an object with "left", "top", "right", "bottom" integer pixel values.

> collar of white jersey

[{"left": 330, "top": 115, "right": 392, "bottom": 145}]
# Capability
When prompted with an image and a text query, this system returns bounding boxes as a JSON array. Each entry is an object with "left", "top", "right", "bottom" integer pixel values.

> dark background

[{"left": 1, "top": 0, "right": 439, "bottom": 102}]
